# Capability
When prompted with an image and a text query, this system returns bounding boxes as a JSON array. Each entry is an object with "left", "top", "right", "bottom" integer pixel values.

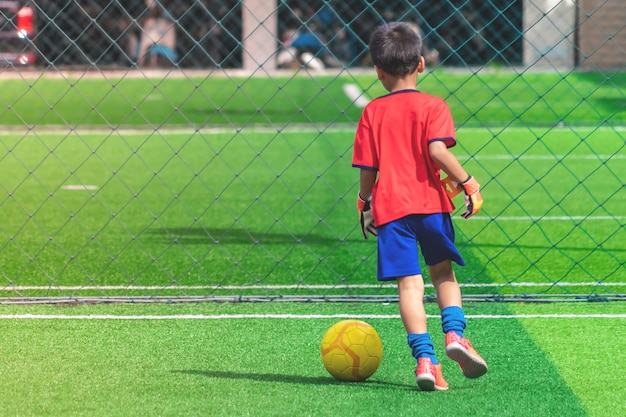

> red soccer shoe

[
  {"left": 415, "top": 357, "right": 449, "bottom": 391},
  {"left": 445, "top": 332, "right": 488, "bottom": 379}
]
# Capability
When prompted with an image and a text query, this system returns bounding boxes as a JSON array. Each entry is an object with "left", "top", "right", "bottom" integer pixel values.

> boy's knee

[
  {"left": 428, "top": 261, "right": 455, "bottom": 282},
  {"left": 397, "top": 275, "right": 425, "bottom": 292}
]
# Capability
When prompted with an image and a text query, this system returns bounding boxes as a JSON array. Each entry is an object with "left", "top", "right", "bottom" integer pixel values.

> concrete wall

[
  {"left": 242, "top": 0, "right": 277, "bottom": 71},
  {"left": 577, "top": 0, "right": 626, "bottom": 70},
  {"left": 523, "top": 0, "right": 576, "bottom": 69}
]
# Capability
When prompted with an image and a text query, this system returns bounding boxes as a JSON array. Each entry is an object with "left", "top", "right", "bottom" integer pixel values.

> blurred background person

[{"left": 137, "top": 2, "right": 178, "bottom": 68}]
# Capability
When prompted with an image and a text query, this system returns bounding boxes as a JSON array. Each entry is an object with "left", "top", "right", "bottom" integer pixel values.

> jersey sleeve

[
  {"left": 352, "top": 108, "right": 378, "bottom": 171},
  {"left": 427, "top": 99, "right": 457, "bottom": 148}
]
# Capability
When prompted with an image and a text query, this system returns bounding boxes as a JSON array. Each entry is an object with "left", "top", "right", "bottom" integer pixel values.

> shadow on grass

[
  {"left": 147, "top": 228, "right": 625, "bottom": 253},
  {"left": 172, "top": 369, "right": 414, "bottom": 390},
  {"left": 146, "top": 227, "right": 361, "bottom": 245},
  {"left": 458, "top": 240, "right": 626, "bottom": 253}
]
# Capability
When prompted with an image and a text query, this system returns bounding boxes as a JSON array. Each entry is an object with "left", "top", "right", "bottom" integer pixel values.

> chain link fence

[{"left": 0, "top": 0, "right": 624, "bottom": 303}]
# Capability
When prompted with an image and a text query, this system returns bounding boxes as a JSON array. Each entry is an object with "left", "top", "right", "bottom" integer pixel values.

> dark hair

[
  {"left": 369, "top": 22, "right": 422, "bottom": 76},
  {"left": 149, "top": 4, "right": 165, "bottom": 19}
]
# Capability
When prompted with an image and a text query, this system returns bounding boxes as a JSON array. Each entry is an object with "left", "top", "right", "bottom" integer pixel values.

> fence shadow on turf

[
  {"left": 146, "top": 227, "right": 362, "bottom": 245},
  {"left": 172, "top": 369, "right": 415, "bottom": 390},
  {"left": 467, "top": 241, "right": 626, "bottom": 253}
]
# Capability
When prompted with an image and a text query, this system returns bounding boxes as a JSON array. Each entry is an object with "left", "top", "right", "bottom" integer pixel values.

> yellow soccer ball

[{"left": 320, "top": 320, "right": 383, "bottom": 382}]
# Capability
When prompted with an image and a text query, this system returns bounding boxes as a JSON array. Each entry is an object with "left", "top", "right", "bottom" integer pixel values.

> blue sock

[
  {"left": 407, "top": 333, "right": 438, "bottom": 364},
  {"left": 441, "top": 306, "right": 466, "bottom": 337}
]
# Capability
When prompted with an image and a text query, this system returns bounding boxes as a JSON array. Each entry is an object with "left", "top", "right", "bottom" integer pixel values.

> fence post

[
  {"left": 242, "top": 0, "right": 277, "bottom": 70},
  {"left": 523, "top": 0, "right": 576, "bottom": 69},
  {"left": 577, "top": 0, "right": 626, "bottom": 70}
]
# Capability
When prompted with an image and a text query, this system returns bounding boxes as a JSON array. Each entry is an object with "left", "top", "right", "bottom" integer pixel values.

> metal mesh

[{"left": 0, "top": 0, "right": 624, "bottom": 303}]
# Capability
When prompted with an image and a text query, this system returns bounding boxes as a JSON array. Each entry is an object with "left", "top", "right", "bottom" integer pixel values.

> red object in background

[
  {"left": 17, "top": 6, "right": 34, "bottom": 37},
  {"left": 0, "top": 2, "right": 37, "bottom": 66}
]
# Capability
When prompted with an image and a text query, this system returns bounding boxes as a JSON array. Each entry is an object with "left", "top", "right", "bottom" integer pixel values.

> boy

[{"left": 352, "top": 22, "right": 487, "bottom": 391}]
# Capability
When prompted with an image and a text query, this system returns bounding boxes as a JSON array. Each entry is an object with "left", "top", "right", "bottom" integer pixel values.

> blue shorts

[{"left": 377, "top": 213, "right": 464, "bottom": 281}]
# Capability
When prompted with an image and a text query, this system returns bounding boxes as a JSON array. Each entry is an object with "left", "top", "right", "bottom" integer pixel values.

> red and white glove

[
  {"left": 357, "top": 193, "right": 377, "bottom": 239},
  {"left": 461, "top": 176, "right": 483, "bottom": 219}
]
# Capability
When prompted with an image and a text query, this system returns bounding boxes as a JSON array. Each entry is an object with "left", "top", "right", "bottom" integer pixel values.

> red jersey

[{"left": 352, "top": 89, "right": 457, "bottom": 226}]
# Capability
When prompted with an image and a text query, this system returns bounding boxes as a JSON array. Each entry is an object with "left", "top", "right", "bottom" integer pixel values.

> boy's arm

[
  {"left": 429, "top": 141, "right": 469, "bottom": 183},
  {"left": 357, "top": 169, "right": 377, "bottom": 239},
  {"left": 359, "top": 169, "right": 377, "bottom": 200},
  {"left": 429, "top": 141, "right": 483, "bottom": 218}
]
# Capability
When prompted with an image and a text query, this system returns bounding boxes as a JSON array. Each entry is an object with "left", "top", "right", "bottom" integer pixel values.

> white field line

[
  {"left": 0, "top": 313, "right": 623, "bottom": 320},
  {"left": 2, "top": 282, "right": 625, "bottom": 291},
  {"left": 470, "top": 215, "right": 626, "bottom": 221},
  {"left": 4, "top": 124, "right": 625, "bottom": 136},
  {"left": 61, "top": 185, "right": 98, "bottom": 190},
  {"left": 342, "top": 84, "right": 370, "bottom": 108},
  {"left": 462, "top": 154, "right": 626, "bottom": 160},
  {"left": 7, "top": 125, "right": 624, "bottom": 161},
  {"left": 461, "top": 155, "right": 626, "bottom": 160}
]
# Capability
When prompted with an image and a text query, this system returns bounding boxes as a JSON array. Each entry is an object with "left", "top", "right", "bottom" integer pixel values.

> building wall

[
  {"left": 578, "top": 0, "right": 626, "bottom": 70},
  {"left": 523, "top": 0, "right": 576, "bottom": 69}
]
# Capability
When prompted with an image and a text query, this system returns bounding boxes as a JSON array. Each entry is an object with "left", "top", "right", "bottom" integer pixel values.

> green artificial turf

[
  {"left": 0, "top": 69, "right": 623, "bottom": 416},
  {"left": 0, "top": 72, "right": 624, "bottom": 127},
  {"left": 0, "top": 125, "right": 623, "bottom": 299},
  {"left": 2, "top": 301, "right": 622, "bottom": 416},
  {"left": 510, "top": 303, "right": 626, "bottom": 417}
]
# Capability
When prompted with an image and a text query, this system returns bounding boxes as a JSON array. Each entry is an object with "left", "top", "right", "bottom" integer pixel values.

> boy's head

[{"left": 369, "top": 22, "right": 423, "bottom": 76}]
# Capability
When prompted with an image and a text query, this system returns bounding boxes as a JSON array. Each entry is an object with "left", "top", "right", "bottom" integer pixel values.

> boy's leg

[
  {"left": 378, "top": 217, "right": 448, "bottom": 390},
  {"left": 397, "top": 275, "right": 448, "bottom": 391},
  {"left": 427, "top": 260, "right": 466, "bottom": 335},
  {"left": 429, "top": 261, "right": 488, "bottom": 379},
  {"left": 428, "top": 259, "right": 462, "bottom": 310},
  {"left": 397, "top": 275, "right": 428, "bottom": 334}
]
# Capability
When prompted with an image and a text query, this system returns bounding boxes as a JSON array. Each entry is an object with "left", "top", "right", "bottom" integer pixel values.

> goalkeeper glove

[
  {"left": 357, "top": 193, "right": 377, "bottom": 239},
  {"left": 441, "top": 176, "right": 463, "bottom": 198},
  {"left": 461, "top": 176, "right": 483, "bottom": 219}
]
